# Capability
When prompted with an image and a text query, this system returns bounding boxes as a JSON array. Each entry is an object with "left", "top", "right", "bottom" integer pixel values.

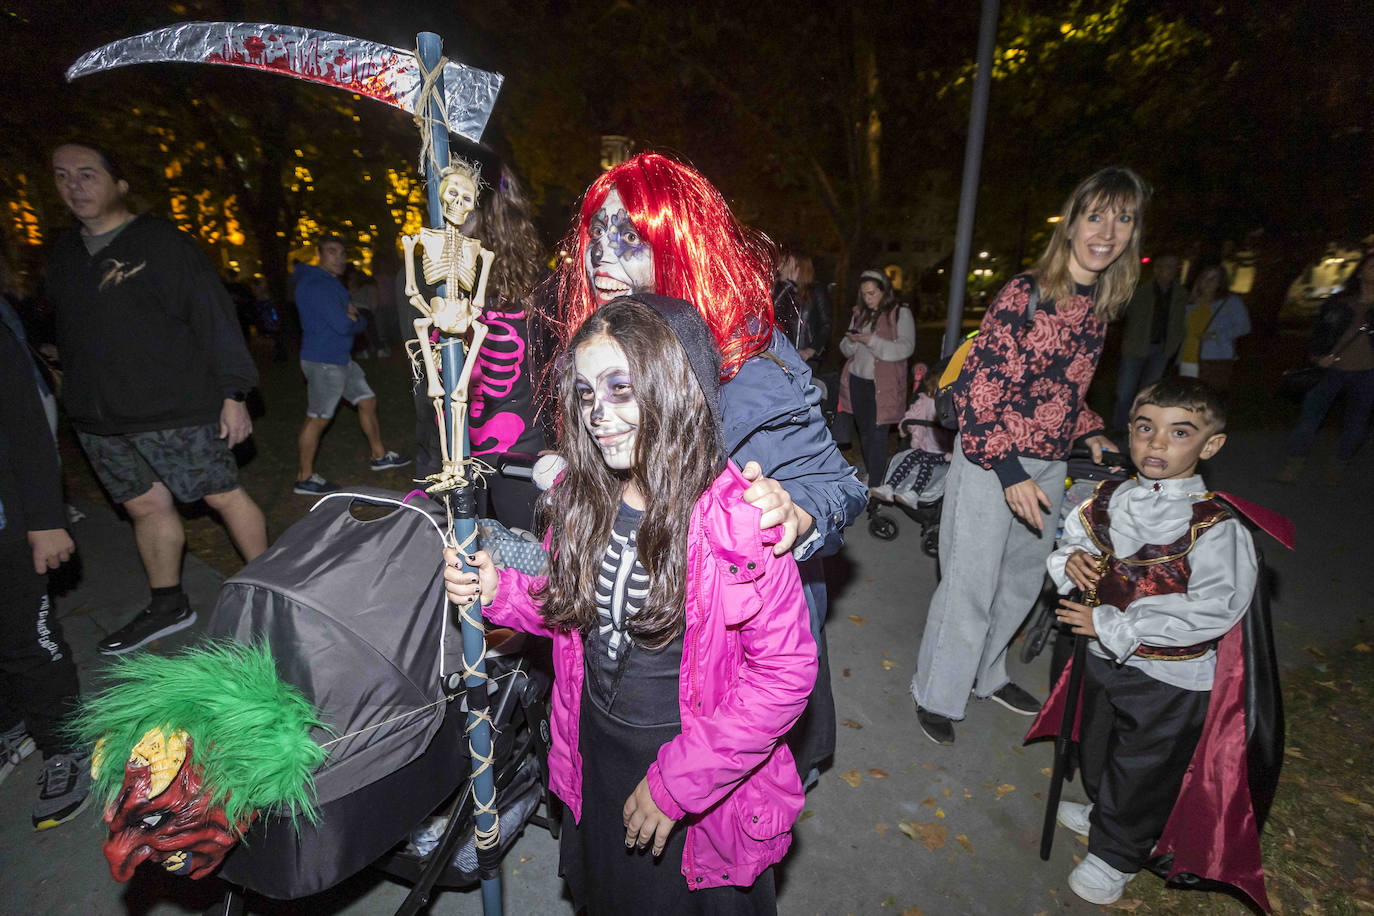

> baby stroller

[
  {"left": 202, "top": 484, "right": 556, "bottom": 915},
  {"left": 866, "top": 448, "right": 948, "bottom": 557}
]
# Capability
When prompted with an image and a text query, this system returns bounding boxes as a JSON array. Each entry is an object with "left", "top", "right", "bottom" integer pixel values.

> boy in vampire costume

[{"left": 1026, "top": 378, "right": 1286, "bottom": 910}]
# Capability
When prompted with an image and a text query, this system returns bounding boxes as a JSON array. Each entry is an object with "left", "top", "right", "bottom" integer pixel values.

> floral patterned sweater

[{"left": 955, "top": 274, "right": 1106, "bottom": 488}]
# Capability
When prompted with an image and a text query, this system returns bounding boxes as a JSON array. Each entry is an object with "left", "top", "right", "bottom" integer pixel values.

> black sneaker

[
  {"left": 916, "top": 706, "right": 955, "bottom": 745},
  {"left": 987, "top": 682, "right": 1042, "bottom": 716},
  {"left": 97, "top": 605, "right": 197, "bottom": 656},
  {"left": 33, "top": 751, "right": 92, "bottom": 831}
]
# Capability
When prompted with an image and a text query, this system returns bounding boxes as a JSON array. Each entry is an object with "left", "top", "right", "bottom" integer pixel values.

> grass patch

[{"left": 1116, "top": 643, "right": 1374, "bottom": 914}]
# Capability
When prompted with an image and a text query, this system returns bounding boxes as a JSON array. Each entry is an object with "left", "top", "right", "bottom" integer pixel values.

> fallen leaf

[
  {"left": 869, "top": 768, "right": 889, "bottom": 779},
  {"left": 1285, "top": 747, "right": 1306, "bottom": 759},
  {"left": 1355, "top": 643, "right": 1372, "bottom": 653},
  {"left": 842, "top": 719, "right": 864, "bottom": 730},
  {"left": 903, "top": 908, "right": 925, "bottom": 916},
  {"left": 840, "top": 769, "right": 862, "bottom": 787},
  {"left": 519, "top": 854, "right": 535, "bottom": 863},
  {"left": 956, "top": 834, "right": 974, "bottom": 854},
  {"left": 994, "top": 784, "right": 1016, "bottom": 798},
  {"left": 1110, "top": 899, "right": 1143, "bottom": 911},
  {"left": 843, "top": 668, "right": 851, "bottom": 677},
  {"left": 1075, "top": 834, "right": 1088, "bottom": 846},
  {"left": 1040, "top": 767, "right": 1053, "bottom": 777},
  {"left": 882, "top": 658, "right": 897, "bottom": 670},
  {"left": 799, "top": 809, "right": 816, "bottom": 822},
  {"left": 1317, "top": 680, "right": 1339, "bottom": 690},
  {"left": 875, "top": 822, "right": 888, "bottom": 836},
  {"left": 922, "top": 797, "right": 937, "bottom": 808},
  {"left": 1304, "top": 645, "right": 1327, "bottom": 660},
  {"left": 899, "top": 819, "right": 947, "bottom": 849},
  {"left": 881, "top": 896, "right": 896, "bottom": 907},
  {"left": 935, "top": 809, "right": 945, "bottom": 818},
  {"left": 849, "top": 614, "right": 867, "bottom": 626},
  {"left": 963, "top": 789, "right": 972, "bottom": 799},
  {"left": 941, "top": 788, "right": 952, "bottom": 798},
  {"left": 923, "top": 764, "right": 932, "bottom": 770},
  {"left": 1339, "top": 794, "right": 1364, "bottom": 805}
]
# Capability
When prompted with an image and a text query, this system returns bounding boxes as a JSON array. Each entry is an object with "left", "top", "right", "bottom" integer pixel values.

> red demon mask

[{"left": 98, "top": 728, "right": 254, "bottom": 881}]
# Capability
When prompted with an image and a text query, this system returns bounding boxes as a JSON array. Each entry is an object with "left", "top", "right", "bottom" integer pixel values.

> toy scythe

[{"left": 69, "top": 23, "right": 507, "bottom": 916}]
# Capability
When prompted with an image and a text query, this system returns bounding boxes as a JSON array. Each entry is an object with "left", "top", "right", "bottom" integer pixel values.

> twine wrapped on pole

[{"left": 416, "top": 30, "right": 503, "bottom": 916}]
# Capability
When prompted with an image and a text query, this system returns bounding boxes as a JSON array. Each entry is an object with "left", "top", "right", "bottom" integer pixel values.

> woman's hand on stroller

[
  {"left": 1064, "top": 550, "right": 1104, "bottom": 593},
  {"left": 741, "top": 461, "right": 813, "bottom": 556},
  {"left": 1055, "top": 597, "right": 1098, "bottom": 638},
  {"left": 443, "top": 548, "right": 498, "bottom": 608},
  {"left": 1084, "top": 434, "right": 1123, "bottom": 472},
  {"left": 623, "top": 777, "right": 678, "bottom": 857}
]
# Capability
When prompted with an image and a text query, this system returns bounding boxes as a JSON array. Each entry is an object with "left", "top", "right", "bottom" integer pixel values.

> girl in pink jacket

[{"left": 446, "top": 296, "right": 816, "bottom": 913}]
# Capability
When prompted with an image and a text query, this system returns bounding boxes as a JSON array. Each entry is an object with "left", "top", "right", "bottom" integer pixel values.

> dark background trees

[{"left": 2, "top": 0, "right": 1369, "bottom": 325}]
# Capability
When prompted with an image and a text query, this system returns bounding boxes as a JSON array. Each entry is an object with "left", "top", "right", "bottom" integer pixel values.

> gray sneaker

[
  {"left": 1, "top": 723, "right": 36, "bottom": 786},
  {"left": 33, "top": 750, "right": 92, "bottom": 830}
]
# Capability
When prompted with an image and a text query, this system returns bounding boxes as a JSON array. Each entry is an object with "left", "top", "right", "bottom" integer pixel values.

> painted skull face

[
  {"left": 574, "top": 336, "right": 639, "bottom": 470},
  {"left": 440, "top": 172, "right": 478, "bottom": 227},
  {"left": 585, "top": 187, "right": 655, "bottom": 305},
  {"left": 98, "top": 728, "right": 251, "bottom": 881}
]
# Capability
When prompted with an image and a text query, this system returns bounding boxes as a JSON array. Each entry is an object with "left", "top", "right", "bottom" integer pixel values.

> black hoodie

[{"left": 44, "top": 215, "right": 258, "bottom": 434}]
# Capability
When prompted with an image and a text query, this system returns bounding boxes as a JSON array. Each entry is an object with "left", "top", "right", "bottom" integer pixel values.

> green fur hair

[{"left": 72, "top": 641, "right": 327, "bottom": 831}]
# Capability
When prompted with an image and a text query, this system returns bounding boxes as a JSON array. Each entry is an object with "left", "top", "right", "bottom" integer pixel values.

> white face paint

[
  {"left": 574, "top": 337, "right": 640, "bottom": 471},
  {"left": 584, "top": 187, "right": 655, "bottom": 305}
]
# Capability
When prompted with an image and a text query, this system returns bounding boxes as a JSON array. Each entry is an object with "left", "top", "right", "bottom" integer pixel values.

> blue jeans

[
  {"left": 1113, "top": 344, "right": 1170, "bottom": 429},
  {"left": 1289, "top": 367, "right": 1374, "bottom": 461}
]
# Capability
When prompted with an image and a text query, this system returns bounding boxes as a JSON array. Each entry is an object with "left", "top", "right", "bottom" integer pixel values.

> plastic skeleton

[{"left": 403, "top": 164, "right": 495, "bottom": 492}]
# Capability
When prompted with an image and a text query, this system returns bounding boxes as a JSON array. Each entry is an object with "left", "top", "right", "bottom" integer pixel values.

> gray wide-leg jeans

[{"left": 911, "top": 438, "right": 1066, "bottom": 720}]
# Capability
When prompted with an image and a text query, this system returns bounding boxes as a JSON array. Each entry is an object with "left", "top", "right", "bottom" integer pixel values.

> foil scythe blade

[{"left": 66, "top": 21, "right": 502, "bottom": 142}]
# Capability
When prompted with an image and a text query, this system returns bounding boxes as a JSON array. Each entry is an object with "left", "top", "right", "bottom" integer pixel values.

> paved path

[{"left": 0, "top": 421, "right": 1365, "bottom": 915}]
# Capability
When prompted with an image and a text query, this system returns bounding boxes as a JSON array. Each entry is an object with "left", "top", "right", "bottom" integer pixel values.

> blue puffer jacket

[{"left": 720, "top": 330, "right": 867, "bottom": 632}]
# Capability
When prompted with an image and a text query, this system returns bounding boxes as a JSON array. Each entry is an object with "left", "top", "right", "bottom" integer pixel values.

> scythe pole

[{"left": 415, "top": 30, "right": 503, "bottom": 916}]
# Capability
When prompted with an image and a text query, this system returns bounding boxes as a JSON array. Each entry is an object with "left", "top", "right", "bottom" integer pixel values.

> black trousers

[
  {"left": 848, "top": 375, "right": 891, "bottom": 487},
  {"left": 0, "top": 536, "right": 80, "bottom": 756},
  {"left": 1079, "top": 653, "right": 1209, "bottom": 873}
]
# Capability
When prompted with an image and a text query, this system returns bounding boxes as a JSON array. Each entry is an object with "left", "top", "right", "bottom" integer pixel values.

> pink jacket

[{"left": 482, "top": 461, "right": 817, "bottom": 890}]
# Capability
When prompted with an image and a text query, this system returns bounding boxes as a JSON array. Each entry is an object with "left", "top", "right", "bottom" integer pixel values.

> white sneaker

[
  {"left": 1068, "top": 853, "right": 1136, "bottom": 905},
  {"left": 870, "top": 484, "right": 895, "bottom": 503},
  {"left": 1057, "top": 800, "right": 1092, "bottom": 836}
]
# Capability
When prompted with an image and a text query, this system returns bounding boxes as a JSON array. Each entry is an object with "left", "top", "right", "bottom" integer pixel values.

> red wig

[{"left": 555, "top": 152, "right": 774, "bottom": 381}]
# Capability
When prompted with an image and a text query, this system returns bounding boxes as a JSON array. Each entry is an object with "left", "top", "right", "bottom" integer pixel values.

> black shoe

[
  {"left": 97, "top": 605, "right": 197, "bottom": 656},
  {"left": 987, "top": 682, "right": 1042, "bottom": 716},
  {"left": 916, "top": 706, "right": 955, "bottom": 745}
]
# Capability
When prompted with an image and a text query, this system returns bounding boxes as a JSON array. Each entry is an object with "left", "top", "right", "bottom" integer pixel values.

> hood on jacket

[{"left": 616, "top": 293, "right": 727, "bottom": 460}]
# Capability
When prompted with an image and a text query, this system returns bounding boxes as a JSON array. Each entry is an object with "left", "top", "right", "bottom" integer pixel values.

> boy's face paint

[
  {"left": 1127, "top": 403, "right": 1225, "bottom": 481},
  {"left": 585, "top": 187, "right": 655, "bottom": 304},
  {"left": 574, "top": 337, "right": 640, "bottom": 470}
]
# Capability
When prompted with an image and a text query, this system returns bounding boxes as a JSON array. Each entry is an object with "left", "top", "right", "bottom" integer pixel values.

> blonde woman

[{"left": 911, "top": 167, "right": 1149, "bottom": 746}]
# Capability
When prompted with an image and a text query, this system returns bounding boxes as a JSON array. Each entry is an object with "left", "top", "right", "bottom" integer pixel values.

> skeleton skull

[{"left": 440, "top": 172, "right": 477, "bottom": 228}]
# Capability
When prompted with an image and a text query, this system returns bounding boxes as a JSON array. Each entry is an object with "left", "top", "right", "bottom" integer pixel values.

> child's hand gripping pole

[
  {"left": 1040, "top": 553, "right": 1105, "bottom": 861},
  {"left": 443, "top": 548, "right": 499, "bottom": 608}
]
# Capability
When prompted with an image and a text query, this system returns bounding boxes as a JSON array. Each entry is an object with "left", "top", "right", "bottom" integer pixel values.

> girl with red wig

[{"left": 553, "top": 152, "right": 866, "bottom": 786}]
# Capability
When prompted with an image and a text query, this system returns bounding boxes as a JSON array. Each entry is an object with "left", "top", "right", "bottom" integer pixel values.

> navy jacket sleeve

[
  {"left": 721, "top": 332, "right": 866, "bottom": 558},
  {"left": 0, "top": 322, "right": 65, "bottom": 537}
]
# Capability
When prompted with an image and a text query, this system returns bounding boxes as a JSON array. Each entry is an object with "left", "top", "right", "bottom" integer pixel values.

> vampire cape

[{"left": 1025, "top": 497, "right": 1285, "bottom": 913}]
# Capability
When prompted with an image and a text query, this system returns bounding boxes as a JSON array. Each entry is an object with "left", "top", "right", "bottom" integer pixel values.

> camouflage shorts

[{"left": 76, "top": 423, "right": 239, "bottom": 505}]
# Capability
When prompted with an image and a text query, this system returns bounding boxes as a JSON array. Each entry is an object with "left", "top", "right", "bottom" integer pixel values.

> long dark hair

[
  {"left": 469, "top": 165, "right": 544, "bottom": 314},
  {"left": 535, "top": 300, "right": 722, "bottom": 647}
]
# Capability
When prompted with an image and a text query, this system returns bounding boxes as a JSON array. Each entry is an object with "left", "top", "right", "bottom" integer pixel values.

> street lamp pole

[{"left": 942, "top": 0, "right": 1001, "bottom": 358}]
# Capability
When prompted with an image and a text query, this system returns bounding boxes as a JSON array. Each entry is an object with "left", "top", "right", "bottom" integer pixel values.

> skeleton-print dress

[{"left": 558, "top": 502, "right": 777, "bottom": 913}]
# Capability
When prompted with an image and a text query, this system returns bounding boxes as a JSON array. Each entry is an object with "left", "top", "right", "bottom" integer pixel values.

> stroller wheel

[
  {"left": 1019, "top": 590, "right": 1059, "bottom": 664},
  {"left": 920, "top": 524, "right": 939, "bottom": 558},
  {"left": 869, "top": 512, "right": 899, "bottom": 540}
]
